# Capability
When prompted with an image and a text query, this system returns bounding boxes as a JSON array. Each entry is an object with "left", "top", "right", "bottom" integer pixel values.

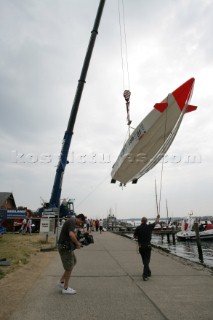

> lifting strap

[{"left": 118, "top": 0, "right": 132, "bottom": 129}]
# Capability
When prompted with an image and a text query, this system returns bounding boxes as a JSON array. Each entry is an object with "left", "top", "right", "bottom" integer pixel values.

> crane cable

[
  {"left": 118, "top": 0, "right": 132, "bottom": 134},
  {"left": 155, "top": 107, "right": 169, "bottom": 215},
  {"left": 118, "top": 1, "right": 168, "bottom": 212}
]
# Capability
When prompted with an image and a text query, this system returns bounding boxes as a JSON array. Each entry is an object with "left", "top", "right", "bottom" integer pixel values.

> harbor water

[{"left": 151, "top": 234, "right": 213, "bottom": 269}]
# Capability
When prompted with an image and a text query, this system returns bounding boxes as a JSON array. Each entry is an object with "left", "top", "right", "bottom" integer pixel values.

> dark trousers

[{"left": 139, "top": 244, "right": 152, "bottom": 277}]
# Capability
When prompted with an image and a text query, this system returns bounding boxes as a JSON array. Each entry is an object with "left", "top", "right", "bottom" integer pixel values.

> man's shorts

[{"left": 58, "top": 248, "right": 77, "bottom": 271}]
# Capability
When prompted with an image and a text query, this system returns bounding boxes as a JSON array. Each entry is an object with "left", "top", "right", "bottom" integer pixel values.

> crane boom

[{"left": 49, "top": 0, "right": 105, "bottom": 208}]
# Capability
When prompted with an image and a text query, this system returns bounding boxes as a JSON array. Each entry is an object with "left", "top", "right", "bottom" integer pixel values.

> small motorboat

[{"left": 176, "top": 220, "right": 213, "bottom": 241}]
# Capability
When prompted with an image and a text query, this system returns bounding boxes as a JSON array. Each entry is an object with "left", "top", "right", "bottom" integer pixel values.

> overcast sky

[{"left": 0, "top": 0, "right": 213, "bottom": 220}]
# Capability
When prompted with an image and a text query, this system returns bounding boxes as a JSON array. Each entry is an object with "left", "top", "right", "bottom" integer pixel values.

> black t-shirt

[
  {"left": 134, "top": 223, "right": 155, "bottom": 245},
  {"left": 58, "top": 218, "right": 76, "bottom": 244}
]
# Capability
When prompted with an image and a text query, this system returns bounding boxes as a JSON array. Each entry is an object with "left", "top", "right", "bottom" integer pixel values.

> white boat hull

[
  {"left": 111, "top": 78, "right": 197, "bottom": 185},
  {"left": 176, "top": 230, "right": 213, "bottom": 241}
]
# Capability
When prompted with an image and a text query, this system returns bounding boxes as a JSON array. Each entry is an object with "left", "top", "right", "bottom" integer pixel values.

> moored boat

[{"left": 176, "top": 220, "right": 213, "bottom": 241}]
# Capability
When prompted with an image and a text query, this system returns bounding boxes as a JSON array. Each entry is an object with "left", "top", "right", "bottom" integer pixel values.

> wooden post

[
  {"left": 194, "top": 222, "right": 203, "bottom": 263},
  {"left": 172, "top": 233, "right": 176, "bottom": 244},
  {"left": 172, "top": 226, "right": 176, "bottom": 244},
  {"left": 167, "top": 233, "right": 170, "bottom": 243}
]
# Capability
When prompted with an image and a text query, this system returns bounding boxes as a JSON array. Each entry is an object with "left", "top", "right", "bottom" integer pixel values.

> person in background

[
  {"left": 86, "top": 219, "right": 90, "bottom": 232},
  {"left": 90, "top": 219, "right": 94, "bottom": 231},
  {"left": 99, "top": 219, "right": 103, "bottom": 234},
  {"left": 27, "top": 218, "right": 32, "bottom": 235},
  {"left": 134, "top": 214, "right": 160, "bottom": 281},
  {"left": 92, "top": 219, "right": 96, "bottom": 231},
  {"left": 19, "top": 217, "right": 27, "bottom": 234},
  {"left": 95, "top": 219, "right": 99, "bottom": 232},
  {"left": 57, "top": 214, "right": 86, "bottom": 295}
]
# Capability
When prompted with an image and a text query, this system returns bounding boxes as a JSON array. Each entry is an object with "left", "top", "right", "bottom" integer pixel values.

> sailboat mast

[
  {"left": 49, "top": 0, "right": 106, "bottom": 208},
  {"left": 166, "top": 199, "right": 169, "bottom": 225},
  {"left": 155, "top": 179, "right": 159, "bottom": 215}
]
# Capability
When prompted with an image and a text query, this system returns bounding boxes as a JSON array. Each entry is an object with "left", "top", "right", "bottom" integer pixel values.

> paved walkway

[{"left": 9, "top": 231, "right": 213, "bottom": 320}]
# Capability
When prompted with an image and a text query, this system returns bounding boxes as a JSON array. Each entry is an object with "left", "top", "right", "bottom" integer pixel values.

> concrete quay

[{"left": 9, "top": 231, "right": 213, "bottom": 320}]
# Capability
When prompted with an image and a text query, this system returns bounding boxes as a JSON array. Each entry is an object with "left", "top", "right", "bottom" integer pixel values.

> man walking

[
  {"left": 134, "top": 214, "right": 160, "bottom": 281},
  {"left": 57, "top": 213, "right": 86, "bottom": 294},
  {"left": 99, "top": 219, "right": 103, "bottom": 234}
]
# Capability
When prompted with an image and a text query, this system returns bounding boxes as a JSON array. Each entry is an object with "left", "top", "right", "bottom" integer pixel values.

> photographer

[{"left": 57, "top": 213, "right": 86, "bottom": 294}]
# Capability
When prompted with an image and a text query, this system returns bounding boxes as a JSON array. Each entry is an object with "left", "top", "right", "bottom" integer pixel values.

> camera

[
  {"left": 58, "top": 230, "right": 94, "bottom": 252},
  {"left": 76, "top": 230, "right": 94, "bottom": 246}
]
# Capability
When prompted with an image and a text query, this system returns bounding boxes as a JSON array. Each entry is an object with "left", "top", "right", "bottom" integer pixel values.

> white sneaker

[
  {"left": 62, "top": 287, "right": 77, "bottom": 295},
  {"left": 57, "top": 281, "right": 64, "bottom": 289}
]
